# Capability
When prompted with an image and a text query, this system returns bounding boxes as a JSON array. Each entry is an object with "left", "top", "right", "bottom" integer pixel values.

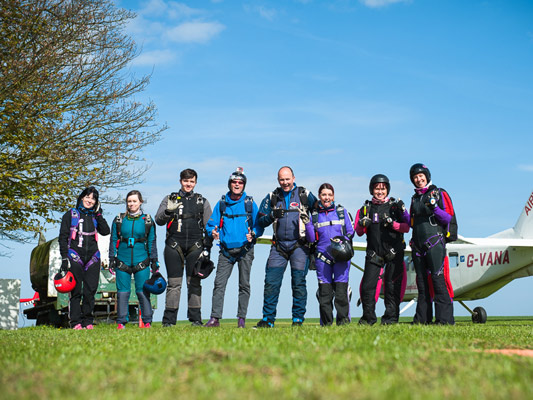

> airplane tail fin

[{"left": 490, "top": 190, "right": 533, "bottom": 239}]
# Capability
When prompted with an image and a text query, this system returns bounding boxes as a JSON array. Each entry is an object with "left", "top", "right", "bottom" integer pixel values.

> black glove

[
  {"left": 396, "top": 199, "right": 406, "bottom": 212},
  {"left": 271, "top": 208, "right": 285, "bottom": 219},
  {"left": 358, "top": 217, "right": 371, "bottom": 228},
  {"left": 94, "top": 201, "right": 102, "bottom": 215},
  {"left": 151, "top": 260, "right": 160, "bottom": 273},
  {"left": 61, "top": 258, "right": 69, "bottom": 272},
  {"left": 426, "top": 190, "right": 439, "bottom": 209},
  {"left": 109, "top": 257, "right": 117, "bottom": 270}
]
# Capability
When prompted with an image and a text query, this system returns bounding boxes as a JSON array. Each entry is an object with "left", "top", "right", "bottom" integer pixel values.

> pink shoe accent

[
  {"left": 85, "top": 324, "right": 94, "bottom": 330},
  {"left": 73, "top": 324, "right": 83, "bottom": 330},
  {"left": 117, "top": 323, "right": 125, "bottom": 330},
  {"left": 143, "top": 323, "right": 151, "bottom": 328}
]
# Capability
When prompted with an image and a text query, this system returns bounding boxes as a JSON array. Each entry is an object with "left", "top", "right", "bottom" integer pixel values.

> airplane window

[{"left": 448, "top": 252, "right": 459, "bottom": 268}]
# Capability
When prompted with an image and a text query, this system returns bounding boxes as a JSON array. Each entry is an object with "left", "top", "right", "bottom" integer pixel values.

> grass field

[{"left": 1, "top": 317, "right": 532, "bottom": 400}]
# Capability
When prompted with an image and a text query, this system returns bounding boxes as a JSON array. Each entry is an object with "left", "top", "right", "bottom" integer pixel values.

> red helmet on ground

[{"left": 54, "top": 270, "right": 76, "bottom": 293}]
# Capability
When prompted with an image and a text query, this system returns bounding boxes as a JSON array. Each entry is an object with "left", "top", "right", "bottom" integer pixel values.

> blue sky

[{"left": 4, "top": 0, "right": 533, "bottom": 325}]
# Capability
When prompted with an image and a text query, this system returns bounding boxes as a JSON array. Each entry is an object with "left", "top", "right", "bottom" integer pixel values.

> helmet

[
  {"left": 193, "top": 250, "right": 215, "bottom": 279},
  {"left": 53, "top": 270, "right": 76, "bottom": 293},
  {"left": 369, "top": 174, "right": 390, "bottom": 195},
  {"left": 143, "top": 272, "right": 167, "bottom": 295},
  {"left": 228, "top": 167, "right": 247, "bottom": 190},
  {"left": 409, "top": 163, "right": 431, "bottom": 184},
  {"left": 328, "top": 236, "right": 354, "bottom": 262}
]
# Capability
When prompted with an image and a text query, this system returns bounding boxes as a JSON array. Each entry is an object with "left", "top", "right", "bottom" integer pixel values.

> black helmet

[
  {"left": 328, "top": 236, "right": 354, "bottom": 262},
  {"left": 369, "top": 174, "right": 390, "bottom": 195},
  {"left": 143, "top": 272, "right": 167, "bottom": 295},
  {"left": 409, "top": 163, "right": 431, "bottom": 184},
  {"left": 193, "top": 250, "right": 215, "bottom": 279},
  {"left": 228, "top": 167, "right": 247, "bottom": 190}
]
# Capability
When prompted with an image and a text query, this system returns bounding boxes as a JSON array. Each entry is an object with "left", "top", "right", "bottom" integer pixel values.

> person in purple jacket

[
  {"left": 355, "top": 174, "right": 410, "bottom": 325},
  {"left": 305, "top": 183, "right": 354, "bottom": 326}
]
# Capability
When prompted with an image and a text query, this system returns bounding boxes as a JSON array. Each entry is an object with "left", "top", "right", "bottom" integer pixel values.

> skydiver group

[{"left": 56, "top": 163, "right": 456, "bottom": 329}]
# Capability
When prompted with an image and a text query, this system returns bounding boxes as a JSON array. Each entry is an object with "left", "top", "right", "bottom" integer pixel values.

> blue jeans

[{"left": 262, "top": 245, "right": 309, "bottom": 321}]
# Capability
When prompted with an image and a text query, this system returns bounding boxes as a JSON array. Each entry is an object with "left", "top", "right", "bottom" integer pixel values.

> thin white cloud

[
  {"left": 243, "top": 4, "right": 279, "bottom": 21},
  {"left": 518, "top": 164, "right": 533, "bottom": 172},
  {"left": 359, "top": 0, "right": 410, "bottom": 8},
  {"left": 131, "top": 49, "right": 178, "bottom": 66},
  {"left": 137, "top": 0, "right": 203, "bottom": 19},
  {"left": 166, "top": 21, "right": 226, "bottom": 43}
]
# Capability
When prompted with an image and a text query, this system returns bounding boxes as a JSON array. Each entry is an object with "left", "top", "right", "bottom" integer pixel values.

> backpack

[{"left": 437, "top": 189, "right": 458, "bottom": 243}]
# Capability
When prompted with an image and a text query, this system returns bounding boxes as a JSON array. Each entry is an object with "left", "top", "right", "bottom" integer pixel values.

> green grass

[{"left": 1, "top": 317, "right": 532, "bottom": 400}]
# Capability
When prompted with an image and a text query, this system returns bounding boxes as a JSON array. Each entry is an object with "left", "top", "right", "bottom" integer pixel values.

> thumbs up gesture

[
  {"left": 246, "top": 227, "right": 254, "bottom": 243},
  {"left": 212, "top": 226, "right": 220, "bottom": 241}
]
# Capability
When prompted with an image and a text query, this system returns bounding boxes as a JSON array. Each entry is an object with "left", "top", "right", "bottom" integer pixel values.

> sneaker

[
  {"left": 143, "top": 323, "right": 151, "bottom": 328},
  {"left": 191, "top": 321, "right": 203, "bottom": 327},
  {"left": 254, "top": 318, "right": 274, "bottom": 328},
  {"left": 85, "top": 324, "right": 94, "bottom": 330},
  {"left": 117, "top": 323, "right": 126, "bottom": 330},
  {"left": 205, "top": 317, "right": 220, "bottom": 327},
  {"left": 72, "top": 324, "right": 83, "bottom": 330},
  {"left": 292, "top": 318, "right": 303, "bottom": 327},
  {"left": 237, "top": 317, "right": 245, "bottom": 328}
]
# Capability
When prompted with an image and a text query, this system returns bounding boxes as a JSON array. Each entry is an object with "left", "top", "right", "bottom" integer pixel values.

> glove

[
  {"left": 358, "top": 216, "right": 371, "bottom": 228},
  {"left": 167, "top": 195, "right": 179, "bottom": 212},
  {"left": 94, "top": 201, "right": 102, "bottom": 215},
  {"left": 382, "top": 213, "right": 393, "bottom": 227},
  {"left": 271, "top": 208, "right": 285, "bottom": 219},
  {"left": 426, "top": 190, "right": 439, "bottom": 209},
  {"left": 61, "top": 258, "right": 69, "bottom": 272},
  {"left": 150, "top": 260, "right": 160, "bottom": 273},
  {"left": 396, "top": 199, "right": 406, "bottom": 212},
  {"left": 109, "top": 257, "right": 117, "bottom": 270},
  {"left": 300, "top": 212, "right": 310, "bottom": 224}
]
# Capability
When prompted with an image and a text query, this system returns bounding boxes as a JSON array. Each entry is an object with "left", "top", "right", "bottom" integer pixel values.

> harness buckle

[{"left": 128, "top": 238, "right": 135, "bottom": 248}]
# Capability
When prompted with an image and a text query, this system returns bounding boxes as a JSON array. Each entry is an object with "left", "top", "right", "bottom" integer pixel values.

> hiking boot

[
  {"left": 85, "top": 324, "right": 94, "bottom": 330},
  {"left": 117, "top": 323, "right": 125, "bottom": 330},
  {"left": 205, "top": 317, "right": 220, "bottom": 327},
  {"left": 254, "top": 318, "right": 274, "bottom": 328},
  {"left": 191, "top": 320, "right": 203, "bottom": 327},
  {"left": 237, "top": 317, "right": 245, "bottom": 328},
  {"left": 292, "top": 318, "right": 303, "bottom": 327},
  {"left": 72, "top": 324, "right": 83, "bottom": 330}
]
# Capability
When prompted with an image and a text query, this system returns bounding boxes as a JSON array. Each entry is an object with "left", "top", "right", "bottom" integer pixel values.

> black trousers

[
  {"left": 162, "top": 243, "right": 203, "bottom": 324},
  {"left": 69, "top": 260, "right": 100, "bottom": 327},
  {"left": 412, "top": 242, "right": 454, "bottom": 325}
]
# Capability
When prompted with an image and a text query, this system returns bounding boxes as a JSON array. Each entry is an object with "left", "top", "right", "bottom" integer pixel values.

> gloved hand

[
  {"left": 358, "top": 216, "right": 371, "bottom": 228},
  {"left": 426, "top": 190, "right": 439, "bottom": 209},
  {"left": 271, "top": 208, "right": 285, "bottom": 219},
  {"left": 151, "top": 260, "right": 160, "bottom": 273},
  {"left": 396, "top": 199, "right": 406, "bottom": 212},
  {"left": 300, "top": 212, "right": 310, "bottom": 224},
  {"left": 94, "top": 201, "right": 102, "bottom": 215},
  {"left": 61, "top": 258, "right": 69, "bottom": 272},
  {"left": 109, "top": 257, "right": 117, "bottom": 270},
  {"left": 167, "top": 195, "right": 179, "bottom": 212}
]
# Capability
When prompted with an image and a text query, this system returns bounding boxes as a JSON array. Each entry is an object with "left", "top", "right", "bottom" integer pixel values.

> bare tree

[{"left": 0, "top": 0, "right": 166, "bottom": 242}]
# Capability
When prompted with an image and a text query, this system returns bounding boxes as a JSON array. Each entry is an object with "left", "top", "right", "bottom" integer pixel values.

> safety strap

[
  {"left": 219, "top": 195, "right": 254, "bottom": 231},
  {"left": 68, "top": 248, "right": 100, "bottom": 271},
  {"left": 115, "top": 257, "right": 150, "bottom": 274},
  {"left": 115, "top": 213, "right": 153, "bottom": 249},
  {"left": 69, "top": 208, "right": 98, "bottom": 248}
]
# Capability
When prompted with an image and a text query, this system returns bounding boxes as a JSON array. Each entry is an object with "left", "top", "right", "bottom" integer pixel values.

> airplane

[{"left": 257, "top": 189, "right": 533, "bottom": 323}]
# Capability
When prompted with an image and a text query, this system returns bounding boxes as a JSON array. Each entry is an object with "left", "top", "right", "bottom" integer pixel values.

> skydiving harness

[
  {"left": 311, "top": 204, "right": 349, "bottom": 266},
  {"left": 269, "top": 187, "right": 310, "bottom": 260},
  {"left": 218, "top": 195, "right": 255, "bottom": 263},
  {"left": 360, "top": 199, "right": 403, "bottom": 267},
  {"left": 68, "top": 208, "right": 100, "bottom": 271},
  {"left": 113, "top": 213, "right": 154, "bottom": 274},
  {"left": 412, "top": 233, "right": 445, "bottom": 258},
  {"left": 165, "top": 193, "right": 209, "bottom": 261}
]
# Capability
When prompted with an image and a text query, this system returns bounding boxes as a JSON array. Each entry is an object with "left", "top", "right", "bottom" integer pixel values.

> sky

[{"left": 3, "top": 0, "right": 533, "bottom": 326}]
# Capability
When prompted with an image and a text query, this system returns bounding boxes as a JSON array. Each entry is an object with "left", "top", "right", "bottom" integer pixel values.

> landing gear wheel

[{"left": 472, "top": 306, "right": 487, "bottom": 324}]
